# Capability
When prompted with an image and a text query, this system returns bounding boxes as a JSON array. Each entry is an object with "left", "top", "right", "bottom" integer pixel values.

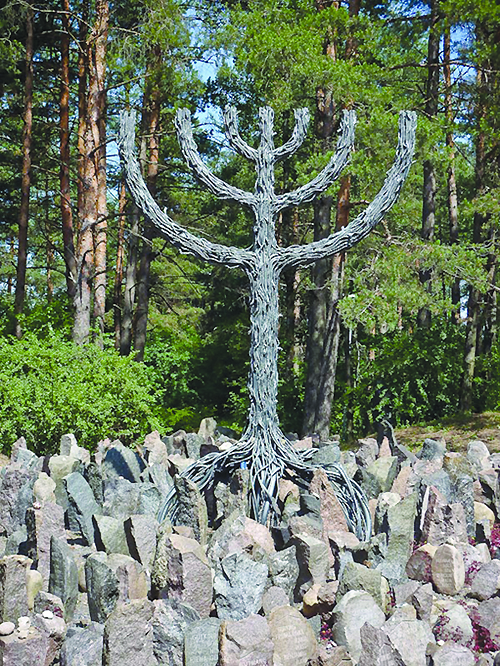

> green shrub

[{"left": 0, "top": 333, "right": 165, "bottom": 455}]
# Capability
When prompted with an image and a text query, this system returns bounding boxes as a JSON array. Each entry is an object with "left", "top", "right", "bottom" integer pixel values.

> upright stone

[
  {"left": 338, "top": 562, "right": 390, "bottom": 612},
  {"left": 331, "top": 590, "right": 385, "bottom": 662},
  {"left": 384, "top": 615, "right": 435, "bottom": 666},
  {"left": 219, "top": 614, "right": 274, "bottom": 666},
  {"left": 60, "top": 433, "right": 78, "bottom": 456},
  {"left": 357, "top": 623, "right": 405, "bottom": 666},
  {"left": 173, "top": 476, "right": 208, "bottom": 546},
  {"left": 102, "top": 441, "right": 145, "bottom": 483},
  {"left": 0, "top": 555, "right": 31, "bottom": 622},
  {"left": 49, "top": 536, "right": 79, "bottom": 622},
  {"left": 25, "top": 503, "right": 65, "bottom": 589},
  {"left": 152, "top": 598, "right": 200, "bottom": 666},
  {"left": 432, "top": 643, "right": 475, "bottom": 666},
  {"left": 0, "top": 466, "right": 36, "bottom": 535},
  {"left": 93, "top": 515, "right": 128, "bottom": 555},
  {"left": 378, "top": 492, "right": 417, "bottom": 583},
  {"left": 0, "top": 628, "right": 49, "bottom": 666},
  {"left": 64, "top": 472, "right": 101, "bottom": 545},
  {"left": 431, "top": 544, "right": 465, "bottom": 595},
  {"left": 184, "top": 618, "right": 221, "bottom": 666},
  {"left": 124, "top": 514, "right": 158, "bottom": 569},
  {"left": 214, "top": 552, "right": 268, "bottom": 620},
  {"left": 60, "top": 623, "right": 104, "bottom": 666},
  {"left": 268, "top": 605, "right": 318, "bottom": 666},
  {"left": 102, "top": 598, "right": 155, "bottom": 666}
]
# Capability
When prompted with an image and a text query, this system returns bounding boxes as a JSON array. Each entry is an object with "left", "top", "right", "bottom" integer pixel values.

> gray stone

[
  {"left": 32, "top": 611, "right": 66, "bottom": 666},
  {"left": 433, "top": 603, "right": 473, "bottom": 647},
  {"left": 138, "top": 482, "right": 162, "bottom": 516},
  {"left": 32, "top": 472, "right": 56, "bottom": 504},
  {"left": 4, "top": 526, "right": 28, "bottom": 556},
  {"left": 25, "top": 503, "right": 65, "bottom": 589},
  {"left": 406, "top": 543, "right": 436, "bottom": 582},
  {"left": 83, "top": 462, "right": 104, "bottom": 505},
  {"left": 102, "top": 441, "right": 146, "bottom": 483},
  {"left": 362, "top": 456, "right": 399, "bottom": 498},
  {"left": 312, "top": 444, "right": 341, "bottom": 467},
  {"left": 143, "top": 431, "right": 169, "bottom": 466},
  {"left": 184, "top": 617, "right": 221, "bottom": 666},
  {"left": 377, "top": 492, "right": 417, "bottom": 583},
  {"left": 85, "top": 552, "right": 148, "bottom": 623},
  {"left": 331, "top": 590, "right": 385, "bottom": 662},
  {"left": 185, "top": 433, "right": 205, "bottom": 460},
  {"left": 470, "top": 560, "right": 500, "bottom": 600},
  {"left": 261, "top": 586, "right": 289, "bottom": 614},
  {"left": 213, "top": 469, "right": 250, "bottom": 521},
  {"left": 49, "top": 536, "right": 79, "bottom": 622},
  {"left": 467, "top": 440, "right": 491, "bottom": 470},
  {"left": 0, "top": 628, "right": 49, "bottom": 666},
  {"left": 384, "top": 614, "right": 435, "bottom": 666},
  {"left": 477, "top": 597, "right": 500, "bottom": 645},
  {"left": 152, "top": 598, "right": 200, "bottom": 666},
  {"left": 432, "top": 643, "right": 475, "bottom": 666},
  {"left": 64, "top": 472, "right": 101, "bottom": 545},
  {"left": 198, "top": 417, "right": 217, "bottom": 439},
  {"left": 357, "top": 623, "right": 405, "bottom": 666},
  {"left": 173, "top": 476, "right": 208, "bottom": 545},
  {"left": 33, "top": 590, "right": 64, "bottom": 617},
  {"left": 355, "top": 438, "right": 379, "bottom": 468},
  {"left": 103, "top": 598, "right": 155, "bottom": 666},
  {"left": 93, "top": 515, "right": 128, "bottom": 555},
  {"left": 219, "top": 614, "right": 274, "bottom": 666},
  {"left": 420, "top": 438, "right": 446, "bottom": 460},
  {"left": 103, "top": 477, "right": 140, "bottom": 518},
  {"left": 60, "top": 622, "right": 104, "bottom": 666},
  {"left": 411, "top": 582, "right": 434, "bottom": 621},
  {"left": 420, "top": 486, "right": 468, "bottom": 546},
  {"left": 153, "top": 533, "right": 212, "bottom": 617},
  {"left": 393, "top": 579, "right": 420, "bottom": 606},
  {"left": 268, "top": 545, "right": 299, "bottom": 602},
  {"left": 0, "top": 554, "right": 31, "bottom": 623},
  {"left": 338, "top": 562, "right": 389, "bottom": 611},
  {"left": 431, "top": 544, "right": 465, "bottom": 595},
  {"left": 0, "top": 465, "right": 36, "bottom": 536},
  {"left": 214, "top": 552, "right": 268, "bottom": 620},
  {"left": 60, "top": 433, "right": 78, "bottom": 456},
  {"left": 124, "top": 514, "right": 158, "bottom": 569},
  {"left": 294, "top": 533, "right": 329, "bottom": 594},
  {"left": 268, "top": 605, "right": 317, "bottom": 666}
]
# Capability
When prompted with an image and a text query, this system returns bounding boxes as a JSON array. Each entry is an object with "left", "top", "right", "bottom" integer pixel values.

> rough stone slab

[
  {"left": 214, "top": 552, "right": 268, "bottom": 620},
  {"left": 377, "top": 492, "right": 417, "bottom": 583},
  {"left": 357, "top": 623, "right": 405, "bottom": 666},
  {"left": 184, "top": 617, "right": 221, "bottom": 666},
  {"left": 102, "top": 441, "right": 146, "bottom": 483},
  {"left": 406, "top": 543, "right": 436, "bottom": 582},
  {"left": 219, "top": 614, "right": 274, "bottom": 666},
  {"left": 60, "top": 622, "right": 104, "bottom": 666},
  {"left": 477, "top": 597, "right": 500, "bottom": 645},
  {"left": 0, "top": 628, "right": 49, "bottom": 666},
  {"left": 432, "top": 642, "right": 475, "bottom": 666},
  {"left": 431, "top": 544, "right": 465, "bottom": 595},
  {"left": 331, "top": 590, "right": 385, "bottom": 662},
  {"left": 0, "top": 554, "right": 32, "bottom": 623},
  {"left": 124, "top": 514, "right": 158, "bottom": 569},
  {"left": 470, "top": 559, "right": 500, "bottom": 601},
  {"left": 268, "top": 605, "right": 317, "bottom": 666},
  {"left": 362, "top": 456, "right": 399, "bottom": 498},
  {"left": 267, "top": 546, "right": 299, "bottom": 602},
  {"left": 32, "top": 472, "right": 56, "bottom": 504},
  {"left": 173, "top": 476, "right": 208, "bottom": 546},
  {"left": 25, "top": 503, "right": 65, "bottom": 589},
  {"left": 338, "top": 561, "right": 389, "bottom": 612},
  {"left": 384, "top": 616, "right": 435, "bottom": 666},
  {"left": 152, "top": 598, "right": 200, "bottom": 666},
  {"left": 0, "top": 466, "right": 36, "bottom": 536},
  {"left": 64, "top": 472, "right": 101, "bottom": 545},
  {"left": 93, "top": 515, "right": 128, "bottom": 555},
  {"left": 294, "top": 533, "right": 330, "bottom": 592},
  {"left": 103, "top": 598, "right": 155, "bottom": 666},
  {"left": 309, "top": 468, "right": 348, "bottom": 557},
  {"left": 49, "top": 536, "right": 79, "bottom": 622}
]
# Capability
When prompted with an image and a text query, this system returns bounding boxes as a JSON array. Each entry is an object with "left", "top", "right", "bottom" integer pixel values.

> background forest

[{"left": 0, "top": 0, "right": 499, "bottom": 454}]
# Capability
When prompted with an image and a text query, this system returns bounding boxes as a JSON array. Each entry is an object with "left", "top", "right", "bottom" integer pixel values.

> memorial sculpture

[{"left": 119, "top": 103, "right": 416, "bottom": 540}]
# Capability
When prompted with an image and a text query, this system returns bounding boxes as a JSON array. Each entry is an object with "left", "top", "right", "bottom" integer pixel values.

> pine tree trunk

[
  {"left": 14, "top": 7, "right": 34, "bottom": 338},
  {"left": 60, "top": 0, "right": 77, "bottom": 302}
]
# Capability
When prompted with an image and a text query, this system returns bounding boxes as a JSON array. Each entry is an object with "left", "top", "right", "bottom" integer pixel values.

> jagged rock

[
  {"left": 25, "top": 502, "right": 65, "bottom": 589},
  {"left": 83, "top": 462, "right": 104, "bottom": 505},
  {"left": 152, "top": 598, "right": 200, "bottom": 666},
  {"left": 309, "top": 469, "right": 348, "bottom": 551},
  {"left": 0, "top": 627, "right": 49, "bottom": 666},
  {"left": 32, "top": 472, "right": 56, "bottom": 504},
  {"left": 152, "top": 533, "right": 212, "bottom": 617},
  {"left": 470, "top": 559, "right": 500, "bottom": 600},
  {"left": 214, "top": 552, "right": 268, "bottom": 620},
  {"left": 355, "top": 439, "right": 379, "bottom": 468},
  {"left": 124, "top": 514, "right": 158, "bottom": 569},
  {"left": 384, "top": 609, "right": 435, "bottom": 666},
  {"left": 476, "top": 597, "right": 500, "bottom": 645},
  {"left": 102, "top": 598, "right": 155, "bottom": 666},
  {"left": 32, "top": 610, "right": 66, "bottom": 665},
  {"left": 294, "top": 533, "right": 330, "bottom": 594},
  {"left": 60, "top": 622, "right": 104, "bottom": 666},
  {"left": 338, "top": 561, "right": 389, "bottom": 611},
  {"left": 268, "top": 605, "right": 317, "bottom": 666},
  {"left": 48, "top": 536, "right": 79, "bottom": 622},
  {"left": 261, "top": 586, "right": 289, "bottom": 615},
  {"left": 432, "top": 642, "right": 475, "bottom": 666},
  {"left": 0, "top": 465, "right": 36, "bottom": 536},
  {"left": 357, "top": 623, "right": 405, "bottom": 666},
  {"left": 267, "top": 545, "right": 300, "bottom": 602},
  {"left": 214, "top": 469, "right": 250, "bottom": 520},
  {"left": 406, "top": 543, "right": 436, "bottom": 582},
  {"left": 219, "top": 614, "right": 274, "bottom": 666},
  {"left": 420, "top": 438, "right": 446, "bottom": 460},
  {"left": 411, "top": 581, "right": 434, "bottom": 621},
  {"left": 0, "top": 554, "right": 31, "bottom": 622},
  {"left": 208, "top": 512, "right": 275, "bottom": 564},
  {"left": 102, "top": 441, "right": 146, "bottom": 483},
  {"left": 374, "top": 492, "right": 401, "bottom": 533},
  {"left": 467, "top": 440, "right": 491, "bottom": 470},
  {"left": 85, "top": 552, "right": 148, "bottom": 623},
  {"left": 174, "top": 476, "right": 208, "bottom": 545},
  {"left": 362, "top": 456, "right": 399, "bottom": 498},
  {"left": 184, "top": 617, "right": 221, "bottom": 666},
  {"left": 64, "top": 472, "right": 101, "bottom": 545},
  {"left": 420, "top": 486, "right": 468, "bottom": 546},
  {"left": 431, "top": 543, "right": 465, "bottom": 595},
  {"left": 391, "top": 464, "right": 419, "bottom": 498},
  {"left": 393, "top": 579, "right": 420, "bottom": 606},
  {"left": 93, "top": 515, "right": 128, "bottom": 555},
  {"left": 378, "top": 492, "right": 417, "bottom": 583},
  {"left": 312, "top": 444, "right": 341, "bottom": 467},
  {"left": 432, "top": 601, "right": 473, "bottom": 647},
  {"left": 33, "top": 590, "right": 64, "bottom": 617},
  {"left": 331, "top": 590, "right": 385, "bottom": 661}
]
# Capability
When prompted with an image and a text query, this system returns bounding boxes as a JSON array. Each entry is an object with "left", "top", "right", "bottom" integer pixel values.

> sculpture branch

[
  {"left": 118, "top": 110, "right": 253, "bottom": 268},
  {"left": 223, "top": 106, "right": 258, "bottom": 161},
  {"left": 277, "top": 110, "right": 417, "bottom": 270},
  {"left": 273, "top": 108, "right": 310, "bottom": 162},
  {"left": 274, "top": 109, "right": 356, "bottom": 213},
  {"left": 175, "top": 108, "right": 256, "bottom": 208}
]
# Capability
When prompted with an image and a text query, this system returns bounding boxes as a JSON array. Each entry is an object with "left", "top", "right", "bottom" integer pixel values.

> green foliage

[{"left": 0, "top": 333, "right": 164, "bottom": 455}]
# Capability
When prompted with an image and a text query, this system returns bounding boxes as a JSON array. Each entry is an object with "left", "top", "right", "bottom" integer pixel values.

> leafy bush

[{"left": 0, "top": 333, "right": 165, "bottom": 455}]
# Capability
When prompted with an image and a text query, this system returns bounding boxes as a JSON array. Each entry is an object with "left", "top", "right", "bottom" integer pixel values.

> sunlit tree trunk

[{"left": 14, "top": 6, "right": 34, "bottom": 338}]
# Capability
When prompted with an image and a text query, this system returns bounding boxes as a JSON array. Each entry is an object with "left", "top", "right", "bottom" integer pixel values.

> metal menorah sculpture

[{"left": 119, "top": 104, "right": 416, "bottom": 540}]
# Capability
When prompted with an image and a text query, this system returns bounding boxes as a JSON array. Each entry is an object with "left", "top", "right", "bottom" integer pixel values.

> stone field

[{"left": 1, "top": 422, "right": 500, "bottom": 665}]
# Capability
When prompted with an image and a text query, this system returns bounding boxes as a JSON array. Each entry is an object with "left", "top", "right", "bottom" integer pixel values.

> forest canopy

[{"left": 0, "top": 0, "right": 499, "bottom": 452}]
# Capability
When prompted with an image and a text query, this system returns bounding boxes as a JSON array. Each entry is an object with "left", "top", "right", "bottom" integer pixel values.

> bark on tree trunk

[
  {"left": 14, "top": 6, "right": 34, "bottom": 339},
  {"left": 418, "top": 0, "right": 440, "bottom": 328},
  {"left": 60, "top": 0, "right": 77, "bottom": 302}
]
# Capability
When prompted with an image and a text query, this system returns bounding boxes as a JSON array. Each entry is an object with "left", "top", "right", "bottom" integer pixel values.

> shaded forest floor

[{"left": 394, "top": 411, "right": 500, "bottom": 454}]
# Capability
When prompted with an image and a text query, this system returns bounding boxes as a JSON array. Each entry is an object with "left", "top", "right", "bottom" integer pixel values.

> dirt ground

[{"left": 394, "top": 411, "right": 500, "bottom": 455}]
